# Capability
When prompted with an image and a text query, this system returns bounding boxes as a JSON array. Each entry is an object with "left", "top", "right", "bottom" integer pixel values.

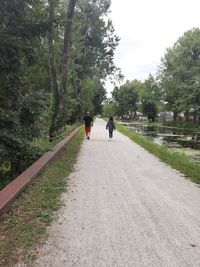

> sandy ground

[{"left": 19, "top": 119, "right": 200, "bottom": 267}]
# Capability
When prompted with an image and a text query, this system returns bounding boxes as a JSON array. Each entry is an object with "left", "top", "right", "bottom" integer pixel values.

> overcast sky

[{"left": 106, "top": 0, "right": 200, "bottom": 95}]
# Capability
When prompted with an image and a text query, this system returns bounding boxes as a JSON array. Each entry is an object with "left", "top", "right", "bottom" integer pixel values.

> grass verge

[
  {"left": 0, "top": 128, "right": 84, "bottom": 267},
  {"left": 117, "top": 123, "right": 200, "bottom": 184}
]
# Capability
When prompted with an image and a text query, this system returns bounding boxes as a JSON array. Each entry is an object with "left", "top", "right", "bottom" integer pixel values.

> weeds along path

[{"left": 23, "top": 118, "right": 200, "bottom": 267}]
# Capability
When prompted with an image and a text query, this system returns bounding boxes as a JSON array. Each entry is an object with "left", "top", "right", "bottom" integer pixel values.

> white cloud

[{"left": 106, "top": 0, "right": 200, "bottom": 95}]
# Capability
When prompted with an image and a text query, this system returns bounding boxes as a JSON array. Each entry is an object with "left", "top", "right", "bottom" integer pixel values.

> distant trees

[
  {"left": 112, "top": 80, "right": 140, "bottom": 118},
  {"left": 139, "top": 75, "right": 159, "bottom": 122},
  {"left": 102, "top": 100, "right": 117, "bottom": 117},
  {"left": 111, "top": 78, "right": 158, "bottom": 121},
  {"left": 110, "top": 28, "right": 200, "bottom": 125}
]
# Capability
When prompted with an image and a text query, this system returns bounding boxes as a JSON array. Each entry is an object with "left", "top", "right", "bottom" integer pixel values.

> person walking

[
  {"left": 83, "top": 111, "right": 93, "bottom": 139},
  {"left": 106, "top": 117, "right": 115, "bottom": 140}
]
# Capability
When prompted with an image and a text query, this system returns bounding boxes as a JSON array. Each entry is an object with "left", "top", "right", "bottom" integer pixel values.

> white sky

[{"left": 106, "top": 0, "right": 200, "bottom": 95}]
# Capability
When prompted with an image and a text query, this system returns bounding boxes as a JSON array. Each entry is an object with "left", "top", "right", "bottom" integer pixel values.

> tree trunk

[
  {"left": 48, "top": 0, "right": 60, "bottom": 139},
  {"left": 184, "top": 110, "right": 189, "bottom": 122},
  {"left": 48, "top": 0, "right": 77, "bottom": 139},
  {"left": 59, "top": 0, "right": 77, "bottom": 126},
  {"left": 173, "top": 111, "right": 177, "bottom": 121},
  {"left": 193, "top": 110, "right": 198, "bottom": 125},
  {"left": 60, "top": 0, "right": 77, "bottom": 93}
]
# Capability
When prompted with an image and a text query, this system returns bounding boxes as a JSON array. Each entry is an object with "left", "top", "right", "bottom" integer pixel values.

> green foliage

[
  {"left": 158, "top": 28, "right": 200, "bottom": 123},
  {"left": 0, "top": 0, "right": 50, "bottom": 175},
  {"left": 112, "top": 80, "right": 140, "bottom": 118},
  {"left": 93, "top": 82, "right": 107, "bottom": 115},
  {"left": 102, "top": 101, "right": 118, "bottom": 117},
  {"left": 46, "top": 0, "right": 118, "bottom": 129},
  {"left": 139, "top": 75, "right": 159, "bottom": 121},
  {"left": 71, "top": 0, "right": 119, "bottom": 80},
  {"left": 65, "top": 0, "right": 119, "bottom": 121},
  {"left": 141, "top": 101, "right": 158, "bottom": 122}
]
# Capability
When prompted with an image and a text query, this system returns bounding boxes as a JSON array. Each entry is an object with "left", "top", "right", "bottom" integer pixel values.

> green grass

[
  {"left": 0, "top": 128, "right": 84, "bottom": 267},
  {"left": 117, "top": 123, "right": 200, "bottom": 184}
]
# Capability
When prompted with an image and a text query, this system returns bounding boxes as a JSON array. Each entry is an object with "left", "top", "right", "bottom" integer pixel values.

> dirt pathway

[{"left": 23, "top": 119, "right": 200, "bottom": 267}]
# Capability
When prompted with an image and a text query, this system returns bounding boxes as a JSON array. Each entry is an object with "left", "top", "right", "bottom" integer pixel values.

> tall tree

[
  {"left": 140, "top": 75, "right": 159, "bottom": 121},
  {"left": 158, "top": 28, "right": 200, "bottom": 123},
  {"left": 48, "top": 0, "right": 77, "bottom": 138},
  {"left": 67, "top": 0, "right": 120, "bottom": 119}
]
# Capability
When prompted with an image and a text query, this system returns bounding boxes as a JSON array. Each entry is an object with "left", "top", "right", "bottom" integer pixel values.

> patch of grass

[
  {"left": 0, "top": 128, "right": 84, "bottom": 267},
  {"left": 117, "top": 124, "right": 200, "bottom": 184}
]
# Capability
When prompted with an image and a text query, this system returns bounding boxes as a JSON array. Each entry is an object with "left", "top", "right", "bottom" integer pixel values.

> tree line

[
  {"left": 104, "top": 28, "right": 200, "bottom": 125},
  {"left": 0, "top": 0, "right": 120, "bottom": 179}
]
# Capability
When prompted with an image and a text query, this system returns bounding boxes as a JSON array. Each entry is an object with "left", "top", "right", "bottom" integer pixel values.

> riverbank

[
  {"left": 118, "top": 120, "right": 200, "bottom": 163},
  {"left": 117, "top": 123, "right": 200, "bottom": 184}
]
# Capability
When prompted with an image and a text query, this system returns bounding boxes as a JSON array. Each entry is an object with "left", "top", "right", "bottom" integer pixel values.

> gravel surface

[{"left": 20, "top": 119, "right": 200, "bottom": 267}]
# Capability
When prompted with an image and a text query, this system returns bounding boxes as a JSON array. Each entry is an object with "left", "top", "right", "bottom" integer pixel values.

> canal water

[{"left": 120, "top": 122, "right": 200, "bottom": 162}]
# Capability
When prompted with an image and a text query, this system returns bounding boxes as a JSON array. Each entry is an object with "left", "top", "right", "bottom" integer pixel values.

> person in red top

[{"left": 83, "top": 111, "right": 93, "bottom": 139}]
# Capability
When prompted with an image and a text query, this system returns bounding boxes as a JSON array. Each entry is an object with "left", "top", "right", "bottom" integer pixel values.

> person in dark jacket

[
  {"left": 83, "top": 111, "right": 93, "bottom": 139},
  {"left": 106, "top": 117, "right": 115, "bottom": 140}
]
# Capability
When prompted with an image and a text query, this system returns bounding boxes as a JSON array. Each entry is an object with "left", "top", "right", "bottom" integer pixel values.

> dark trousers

[{"left": 109, "top": 130, "right": 113, "bottom": 138}]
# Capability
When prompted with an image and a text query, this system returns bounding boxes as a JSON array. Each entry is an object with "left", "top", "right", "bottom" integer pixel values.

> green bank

[{"left": 117, "top": 123, "right": 200, "bottom": 184}]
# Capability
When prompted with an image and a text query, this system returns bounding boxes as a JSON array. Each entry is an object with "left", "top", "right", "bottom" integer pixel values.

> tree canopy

[
  {"left": 158, "top": 28, "right": 200, "bottom": 122},
  {"left": 0, "top": 0, "right": 120, "bottom": 179}
]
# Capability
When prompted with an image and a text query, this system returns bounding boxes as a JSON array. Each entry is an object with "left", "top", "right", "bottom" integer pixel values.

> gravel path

[{"left": 26, "top": 119, "right": 200, "bottom": 267}]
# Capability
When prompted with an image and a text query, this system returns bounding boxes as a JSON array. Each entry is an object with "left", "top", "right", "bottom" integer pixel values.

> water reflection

[{"left": 121, "top": 122, "right": 200, "bottom": 162}]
